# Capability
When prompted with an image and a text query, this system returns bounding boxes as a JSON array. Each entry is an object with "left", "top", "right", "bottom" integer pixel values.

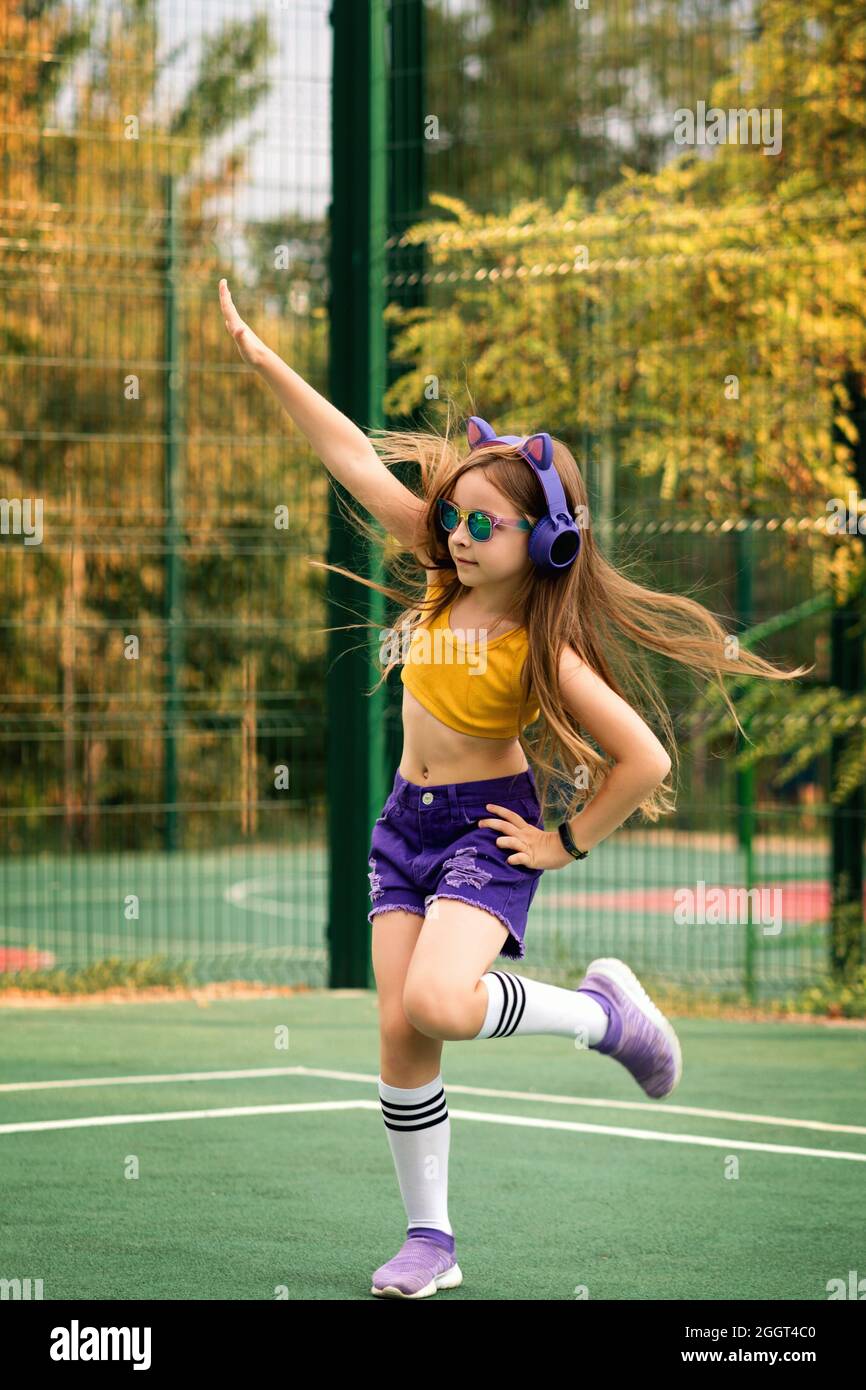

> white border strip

[
  {"left": 1, "top": 1064, "right": 865, "bottom": 1136},
  {"left": 0, "top": 1100, "right": 864, "bottom": 1161}
]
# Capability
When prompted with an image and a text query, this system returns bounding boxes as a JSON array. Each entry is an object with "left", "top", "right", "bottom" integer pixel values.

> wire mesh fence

[{"left": 1, "top": 0, "right": 334, "bottom": 986}]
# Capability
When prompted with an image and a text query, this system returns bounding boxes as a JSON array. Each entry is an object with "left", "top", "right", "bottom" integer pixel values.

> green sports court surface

[{"left": 1, "top": 991, "right": 864, "bottom": 1300}]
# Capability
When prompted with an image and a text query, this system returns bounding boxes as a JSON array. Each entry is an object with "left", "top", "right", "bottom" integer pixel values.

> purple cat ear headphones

[{"left": 465, "top": 415, "right": 582, "bottom": 575}]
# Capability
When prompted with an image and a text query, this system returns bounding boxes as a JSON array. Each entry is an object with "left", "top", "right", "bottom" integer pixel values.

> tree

[{"left": 0, "top": 0, "right": 325, "bottom": 851}]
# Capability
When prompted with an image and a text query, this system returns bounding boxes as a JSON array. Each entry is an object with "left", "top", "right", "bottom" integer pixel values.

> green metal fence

[
  {"left": 1, "top": 0, "right": 863, "bottom": 1002},
  {"left": 1, "top": 0, "right": 334, "bottom": 986}
]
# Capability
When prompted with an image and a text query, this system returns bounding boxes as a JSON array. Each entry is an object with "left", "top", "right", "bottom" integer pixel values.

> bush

[{"left": 0, "top": 956, "right": 196, "bottom": 995}]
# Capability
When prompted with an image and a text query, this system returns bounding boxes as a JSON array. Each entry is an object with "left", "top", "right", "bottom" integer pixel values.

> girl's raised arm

[{"left": 218, "top": 278, "right": 426, "bottom": 552}]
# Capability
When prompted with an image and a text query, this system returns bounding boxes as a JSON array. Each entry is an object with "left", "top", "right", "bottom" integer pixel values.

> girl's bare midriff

[{"left": 398, "top": 687, "right": 529, "bottom": 786}]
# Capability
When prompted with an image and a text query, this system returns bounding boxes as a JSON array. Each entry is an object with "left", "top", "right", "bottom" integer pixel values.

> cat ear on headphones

[
  {"left": 521, "top": 432, "right": 553, "bottom": 468},
  {"left": 466, "top": 415, "right": 498, "bottom": 449}
]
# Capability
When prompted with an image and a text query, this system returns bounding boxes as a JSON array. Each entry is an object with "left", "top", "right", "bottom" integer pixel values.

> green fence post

[
  {"left": 327, "top": 0, "right": 388, "bottom": 987},
  {"left": 735, "top": 518, "right": 756, "bottom": 1003},
  {"left": 163, "top": 173, "right": 184, "bottom": 854},
  {"left": 829, "top": 369, "right": 866, "bottom": 977},
  {"left": 384, "top": 0, "right": 427, "bottom": 778}
]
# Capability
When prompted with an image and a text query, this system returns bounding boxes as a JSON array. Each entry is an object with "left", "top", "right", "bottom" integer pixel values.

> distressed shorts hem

[{"left": 367, "top": 899, "right": 426, "bottom": 924}]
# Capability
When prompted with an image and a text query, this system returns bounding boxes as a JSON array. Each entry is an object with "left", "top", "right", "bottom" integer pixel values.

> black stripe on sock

[
  {"left": 507, "top": 973, "right": 528, "bottom": 1035},
  {"left": 381, "top": 1113, "right": 448, "bottom": 1132},
  {"left": 490, "top": 970, "right": 516, "bottom": 1036},
  {"left": 379, "top": 1096, "right": 448, "bottom": 1127},
  {"left": 490, "top": 970, "right": 526, "bottom": 1036},
  {"left": 378, "top": 1085, "right": 448, "bottom": 1129},
  {"left": 377, "top": 1086, "right": 445, "bottom": 1112}
]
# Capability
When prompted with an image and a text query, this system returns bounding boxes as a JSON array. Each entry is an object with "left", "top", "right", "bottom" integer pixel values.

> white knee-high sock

[
  {"left": 474, "top": 969, "right": 613, "bottom": 1046},
  {"left": 377, "top": 1072, "right": 453, "bottom": 1240}
]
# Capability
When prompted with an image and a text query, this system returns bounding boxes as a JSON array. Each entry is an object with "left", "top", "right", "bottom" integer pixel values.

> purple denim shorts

[{"left": 367, "top": 767, "right": 545, "bottom": 960}]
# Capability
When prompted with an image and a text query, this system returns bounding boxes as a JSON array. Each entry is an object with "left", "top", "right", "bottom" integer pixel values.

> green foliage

[
  {"left": 789, "top": 968, "right": 866, "bottom": 1020},
  {"left": 424, "top": 0, "right": 749, "bottom": 206},
  {"left": 0, "top": 0, "right": 328, "bottom": 851},
  {"left": 387, "top": 6, "right": 866, "bottom": 542},
  {"left": 691, "top": 677, "right": 866, "bottom": 803},
  {"left": 0, "top": 956, "right": 195, "bottom": 995}
]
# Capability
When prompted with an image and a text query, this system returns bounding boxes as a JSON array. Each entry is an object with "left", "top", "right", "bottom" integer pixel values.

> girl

[{"left": 219, "top": 278, "right": 807, "bottom": 1301}]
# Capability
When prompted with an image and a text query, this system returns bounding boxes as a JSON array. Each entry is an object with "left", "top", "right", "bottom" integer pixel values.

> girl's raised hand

[
  {"left": 478, "top": 804, "right": 575, "bottom": 871},
  {"left": 219, "top": 278, "right": 268, "bottom": 367}
]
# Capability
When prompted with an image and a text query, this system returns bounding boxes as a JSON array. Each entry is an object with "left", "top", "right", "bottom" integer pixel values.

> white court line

[
  {"left": 2, "top": 1065, "right": 865, "bottom": 1137},
  {"left": 224, "top": 876, "right": 308, "bottom": 919},
  {"left": 0, "top": 1067, "right": 307, "bottom": 1094},
  {"left": 0, "top": 1101, "right": 366, "bottom": 1135},
  {"left": 0, "top": 1100, "right": 865, "bottom": 1161}
]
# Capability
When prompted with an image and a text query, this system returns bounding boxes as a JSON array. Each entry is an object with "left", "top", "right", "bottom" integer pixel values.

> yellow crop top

[{"left": 399, "top": 571, "right": 541, "bottom": 739}]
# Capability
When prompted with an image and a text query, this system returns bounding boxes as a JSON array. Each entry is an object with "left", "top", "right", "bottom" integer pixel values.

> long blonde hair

[{"left": 310, "top": 405, "right": 810, "bottom": 822}]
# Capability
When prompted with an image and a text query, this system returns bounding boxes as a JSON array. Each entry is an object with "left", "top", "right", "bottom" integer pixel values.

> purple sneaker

[
  {"left": 371, "top": 1234, "right": 463, "bottom": 1299},
  {"left": 578, "top": 957, "right": 682, "bottom": 1099}
]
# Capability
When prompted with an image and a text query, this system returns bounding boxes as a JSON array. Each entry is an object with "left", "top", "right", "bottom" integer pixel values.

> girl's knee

[
  {"left": 402, "top": 976, "right": 468, "bottom": 1039},
  {"left": 379, "top": 1002, "right": 422, "bottom": 1044}
]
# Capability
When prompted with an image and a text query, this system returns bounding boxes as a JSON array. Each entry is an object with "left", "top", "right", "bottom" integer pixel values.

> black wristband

[{"left": 558, "top": 820, "right": 589, "bottom": 860}]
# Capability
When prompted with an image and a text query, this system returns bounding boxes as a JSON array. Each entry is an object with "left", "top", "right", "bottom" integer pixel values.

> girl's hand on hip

[
  {"left": 479, "top": 804, "right": 574, "bottom": 870},
  {"left": 219, "top": 278, "right": 268, "bottom": 367}
]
